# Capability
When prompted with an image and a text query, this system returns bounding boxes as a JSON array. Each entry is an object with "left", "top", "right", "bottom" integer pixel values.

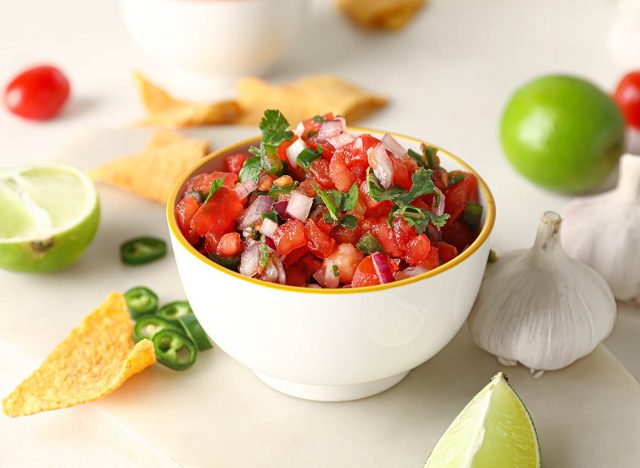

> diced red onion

[
  {"left": 286, "top": 192, "right": 313, "bottom": 221},
  {"left": 237, "top": 195, "right": 273, "bottom": 230},
  {"left": 382, "top": 133, "right": 408, "bottom": 159},
  {"left": 327, "top": 133, "right": 355, "bottom": 149},
  {"left": 272, "top": 254, "right": 286, "bottom": 285},
  {"left": 260, "top": 258, "right": 279, "bottom": 283},
  {"left": 308, "top": 283, "right": 323, "bottom": 289},
  {"left": 259, "top": 218, "right": 278, "bottom": 238},
  {"left": 286, "top": 138, "right": 307, "bottom": 166},
  {"left": 367, "top": 143, "right": 394, "bottom": 189},
  {"left": 432, "top": 187, "right": 445, "bottom": 216},
  {"left": 234, "top": 179, "right": 258, "bottom": 200},
  {"left": 336, "top": 115, "right": 347, "bottom": 129},
  {"left": 426, "top": 223, "right": 443, "bottom": 242},
  {"left": 371, "top": 252, "right": 394, "bottom": 284},
  {"left": 239, "top": 243, "right": 260, "bottom": 277},
  {"left": 264, "top": 236, "right": 276, "bottom": 250},
  {"left": 293, "top": 121, "right": 304, "bottom": 137},
  {"left": 318, "top": 120, "right": 345, "bottom": 140},
  {"left": 323, "top": 261, "right": 340, "bottom": 288},
  {"left": 395, "top": 266, "right": 429, "bottom": 280},
  {"left": 312, "top": 269, "right": 326, "bottom": 287},
  {"left": 273, "top": 200, "right": 289, "bottom": 217}
]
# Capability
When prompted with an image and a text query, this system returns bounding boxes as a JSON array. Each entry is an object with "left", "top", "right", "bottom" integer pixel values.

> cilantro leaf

[
  {"left": 258, "top": 242, "right": 270, "bottom": 269},
  {"left": 342, "top": 183, "right": 359, "bottom": 211},
  {"left": 356, "top": 233, "right": 384, "bottom": 255},
  {"left": 261, "top": 209, "right": 281, "bottom": 224},
  {"left": 397, "top": 169, "right": 437, "bottom": 205},
  {"left": 366, "top": 168, "right": 404, "bottom": 202},
  {"left": 340, "top": 214, "right": 358, "bottom": 230},
  {"left": 331, "top": 264, "right": 340, "bottom": 277},
  {"left": 297, "top": 147, "right": 321, "bottom": 171},
  {"left": 259, "top": 109, "right": 293, "bottom": 147},
  {"left": 312, "top": 115, "right": 327, "bottom": 123},
  {"left": 239, "top": 156, "right": 262, "bottom": 183},
  {"left": 268, "top": 181, "right": 298, "bottom": 199},
  {"left": 390, "top": 205, "right": 449, "bottom": 235},
  {"left": 313, "top": 184, "right": 340, "bottom": 221},
  {"left": 203, "top": 177, "right": 225, "bottom": 204}
]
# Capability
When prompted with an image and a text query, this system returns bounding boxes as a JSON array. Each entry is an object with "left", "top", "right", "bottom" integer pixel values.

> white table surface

[{"left": 2, "top": 0, "right": 640, "bottom": 466}]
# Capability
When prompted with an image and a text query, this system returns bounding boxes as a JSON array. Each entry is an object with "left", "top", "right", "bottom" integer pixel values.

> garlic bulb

[
  {"left": 468, "top": 211, "right": 616, "bottom": 376},
  {"left": 562, "top": 154, "right": 640, "bottom": 303}
]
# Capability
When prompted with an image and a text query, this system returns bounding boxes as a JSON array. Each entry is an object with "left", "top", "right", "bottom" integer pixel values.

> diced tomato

[
  {"left": 309, "top": 159, "right": 334, "bottom": 189},
  {"left": 175, "top": 196, "right": 201, "bottom": 244},
  {"left": 300, "top": 113, "right": 334, "bottom": 141},
  {"left": 285, "top": 265, "right": 307, "bottom": 287},
  {"left": 348, "top": 197, "right": 367, "bottom": 220},
  {"left": 329, "top": 152, "right": 355, "bottom": 192},
  {"left": 315, "top": 212, "right": 335, "bottom": 234},
  {"left": 435, "top": 241, "right": 458, "bottom": 263},
  {"left": 445, "top": 173, "right": 479, "bottom": 221},
  {"left": 441, "top": 218, "right": 476, "bottom": 251},
  {"left": 283, "top": 246, "right": 309, "bottom": 266},
  {"left": 351, "top": 255, "right": 380, "bottom": 288},
  {"left": 359, "top": 180, "right": 393, "bottom": 218},
  {"left": 224, "top": 153, "right": 247, "bottom": 174},
  {"left": 272, "top": 219, "right": 307, "bottom": 256},
  {"left": 298, "top": 253, "right": 323, "bottom": 279},
  {"left": 298, "top": 179, "right": 318, "bottom": 197},
  {"left": 346, "top": 134, "right": 381, "bottom": 167},
  {"left": 422, "top": 245, "right": 441, "bottom": 270},
  {"left": 203, "top": 231, "right": 223, "bottom": 254},
  {"left": 190, "top": 187, "right": 243, "bottom": 236},
  {"left": 392, "top": 217, "right": 416, "bottom": 247},
  {"left": 325, "top": 243, "right": 364, "bottom": 284},
  {"left": 277, "top": 137, "right": 297, "bottom": 162},
  {"left": 404, "top": 234, "right": 431, "bottom": 266},
  {"left": 411, "top": 197, "right": 430, "bottom": 210},
  {"left": 216, "top": 232, "right": 241, "bottom": 257},
  {"left": 305, "top": 219, "right": 337, "bottom": 258},
  {"left": 186, "top": 171, "right": 239, "bottom": 194},
  {"left": 332, "top": 224, "right": 361, "bottom": 244},
  {"left": 390, "top": 156, "right": 412, "bottom": 190},
  {"left": 371, "top": 220, "right": 404, "bottom": 257},
  {"left": 315, "top": 140, "right": 336, "bottom": 161}
]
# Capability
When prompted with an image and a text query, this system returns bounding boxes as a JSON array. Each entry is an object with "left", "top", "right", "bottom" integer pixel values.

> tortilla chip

[
  {"left": 90, "top": 129, "right": 209, "bottom": 204},
  {"left": 135, "top": 72, "right": 240, "bottom": 127},
  {"left": 336, "top": 0, "right": 426, "bottom": 31},
  {"left": 236, "top": 75, "right": 387, "bottom": 125},
  {"left": 3, "top": 293, "right": 155, "bottom": 417}
]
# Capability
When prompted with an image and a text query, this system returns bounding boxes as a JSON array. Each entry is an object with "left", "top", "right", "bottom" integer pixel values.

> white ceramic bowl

[
  {"left": 118, "top": 0, "right": 307, "bottom": 100},
  {"left": 167, "top": 130, "right": 496, "bottom": 402}
]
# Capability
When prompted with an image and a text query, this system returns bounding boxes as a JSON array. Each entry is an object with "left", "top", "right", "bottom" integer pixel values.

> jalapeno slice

[
  {"left": 124, "top": 286, "right": 159, "bottom": 318},
  {"left": 178, "top": 314, "right": 213, "bottom": 351},
  {"left": 120, "top": 237, "right": 167, "bottom": 265},
  {"left": 152, "top": 329, "right": 197, "bottom": 371},
  {"left": 158, "top": 301, "right": 193, "bottom": 324},
  {"left": 134, "top": 315, "right": 179, "bottom": 342}
]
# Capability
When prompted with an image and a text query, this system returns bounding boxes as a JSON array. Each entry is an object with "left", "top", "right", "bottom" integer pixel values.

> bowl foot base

[{"left": 253, "top": 371, "right": 410, "bottom": 402}]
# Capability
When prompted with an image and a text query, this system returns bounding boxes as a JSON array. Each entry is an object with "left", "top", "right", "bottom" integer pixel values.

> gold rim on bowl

[{"left": 167, "top": 128, "right": 496, "bottom": 295}]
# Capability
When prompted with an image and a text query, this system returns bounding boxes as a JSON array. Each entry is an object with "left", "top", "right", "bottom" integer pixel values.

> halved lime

[
  {"left": 425, "top": 373, "right": 540, "bottom": 468},
  {"left": 0, "top": 163, "right": 100, "bottom": 273}
]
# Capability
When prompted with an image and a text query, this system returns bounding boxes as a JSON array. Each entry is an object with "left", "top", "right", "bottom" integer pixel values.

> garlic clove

[
  {"left": 562, "top": 154, "right": 640, "bottom": 301},
  {"left": 469, "top": 211, "right": 617, "bottom": 374}
]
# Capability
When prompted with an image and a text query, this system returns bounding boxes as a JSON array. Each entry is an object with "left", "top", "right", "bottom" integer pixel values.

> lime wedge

[
  {"left": 425, "top": 373, "right": 540, "bottom": 468},
  {"left": 0, "top": 163, "right": 99, "bottom": 273}
]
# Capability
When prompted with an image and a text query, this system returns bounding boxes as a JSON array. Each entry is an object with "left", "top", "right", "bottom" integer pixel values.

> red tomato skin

[
  {"left": 445, "top": 173, "right": 478, "bottom": 221},
  {"left": 421, "top": 245, "right": 441, "bottom": 270},
  {"left": 203, "top": 232, "right": 223, "bottom": 254},
  {"left": 216, "top": 232, "right": 241, "bottom": 257},
  {"left": 351, "top": 256, "right": 380, "bottom": 288},
  {"left": 332, "top": 224, "right": 361, "bottom": 245},
  {"left": 304, "top": 219, "right": 337, "bottom": 258},
  {"left": 175, "top": 196, "right": 201, "bottom": 244},
  {"left": 283, "top": 246, "right": 309, "bottom": 266},
  {"left": 224, "top": 153, "right": 247, "bottom": 174},
  {"left": 435, "top": 241, "right": 459, "bottom": 263},
  {"left": 186, "top": 171, "right": 239, "bottom": 194},
  {"left": 273, "top": 219, "right": 307, "bottom": 256},
  {"left": 190, "top": 187, "right": 243, "bottom": 236},
  {"left": 329, "top": 152, "right": 356, "bottom": 192},
  {"left": 4, "top": 65, "right": 70, "bottom": 120},
  {"left": 309, "top": 159, "right": 335, "bottom": 189},
  {"left": 285, "top": 265, "right": 307, "bottom": 286},
  {"left": 370, "top": 220, "right": 404, "bottom": 257},
  {"left": 404, "top": 234, "right": 431, "bottom": 266},
  {"left": 391, "top": 217, "right": 416, "bottom": 248},
  {"left": 390, "top": 156, "right": 412, "bottom": 190},
  {"left": 614, "top": 71, "right": 640, "bottom": 129},
  {"left": 441, "top": 218, "right": 476, "bottom": 252},
  {"left": 359, "top": 180, "right": 394, "bottom": 218},
  {"left": 277, "top": 137, "right": 296, "bottom": 163}
]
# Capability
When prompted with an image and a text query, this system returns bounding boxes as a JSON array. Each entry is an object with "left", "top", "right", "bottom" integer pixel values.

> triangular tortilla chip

[
  {"left": 135, "top": 72, "right": 241, "bottom": 127},
  {"left": 90, "top": 129, "right": 209, "bottom": 204},
  {"left": 335, "top": 0, "right": 426, "bottom": 30},
  {"left": 236, "top": 75, "right": 388, "bottom": 125},
  {"left": 3, "top": 293, "right": 156, "bottom": 417}
]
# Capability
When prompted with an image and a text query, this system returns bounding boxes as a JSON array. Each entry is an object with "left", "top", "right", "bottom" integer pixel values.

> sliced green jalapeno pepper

[
  {"left": 152, "top": 329, "right": 197, "bottom": 371},
  {"left": 208, "top": 253, "right": 241, "bottom": 271},
  {"left": 158, "top": 301, "right": 193, "bottom": 324},
  {"left": 124, "top": 286, "right": 159, "bottom": 318},
  {"left": 462, "top": 202, "right": 483, "bottom": 229},
  {"left": 134, "top": 315, "right": 179, "bottom": 342},
  {"left": 178, "top": 314, "right": 213, "bottom": 351},
  {"left": 120, "top": 237, "right": 166, "bottom": 265}
]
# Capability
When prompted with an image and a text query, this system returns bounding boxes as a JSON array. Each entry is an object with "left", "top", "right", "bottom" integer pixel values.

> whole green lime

[{"left": 500, "top": 75, "right": 625, "bottom": 193}]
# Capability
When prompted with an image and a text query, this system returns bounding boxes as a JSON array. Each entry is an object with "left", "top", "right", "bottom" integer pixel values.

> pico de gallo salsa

[{"left": 175, "top": 110, "right": 483, "bottom": 289}]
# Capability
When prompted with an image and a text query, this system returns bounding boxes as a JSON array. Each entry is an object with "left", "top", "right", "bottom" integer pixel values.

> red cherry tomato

[
  {"left": 614, "top": 71, "right": 640, "bottom": 129},
  {"left": 4, "top": 65, "right": 70, "bottom": 120}
]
